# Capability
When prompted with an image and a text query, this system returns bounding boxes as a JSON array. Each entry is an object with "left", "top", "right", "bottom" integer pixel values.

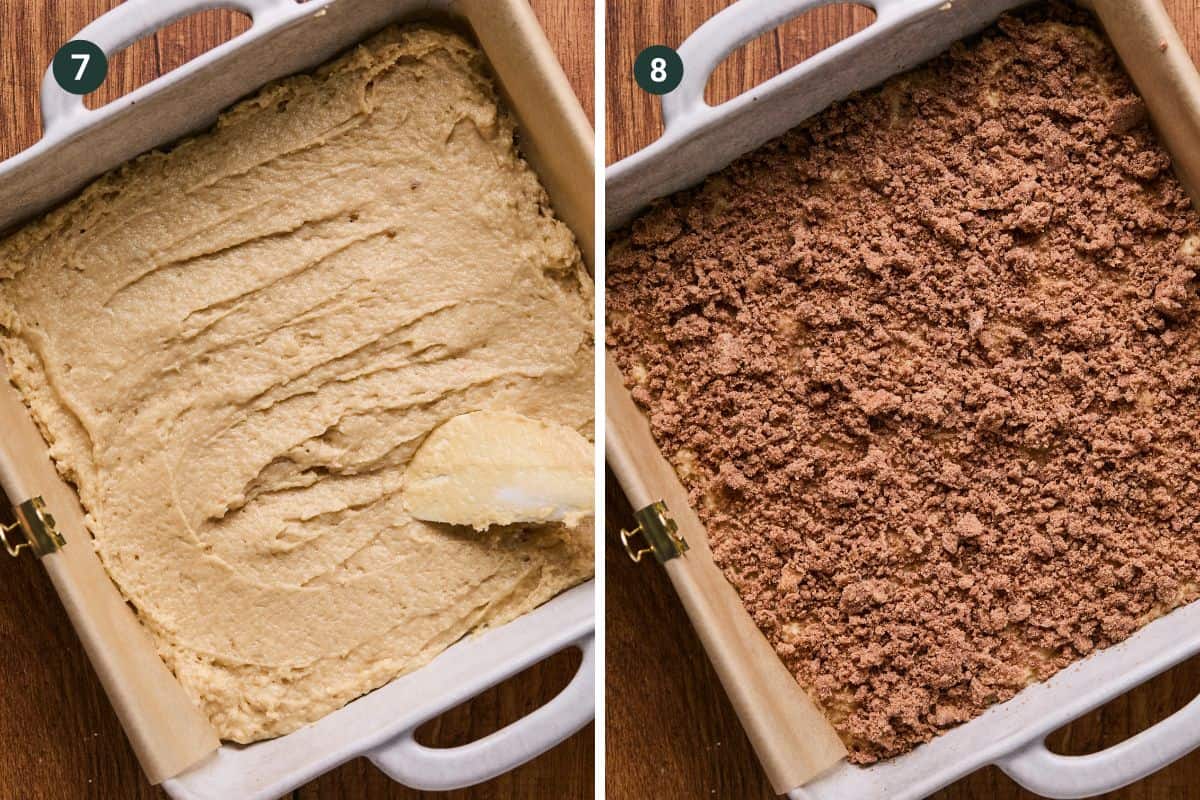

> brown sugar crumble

[{"left": 607, "top": 5, "right": 1200, "bottom": 764}]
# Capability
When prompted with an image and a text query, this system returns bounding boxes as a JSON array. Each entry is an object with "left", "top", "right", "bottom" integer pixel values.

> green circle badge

[
  {"left": 52, "top": 40, "right": 108, "bottom": 95},
  {"left": 634, "top": 45, "right": 683, "bottom": 96}
]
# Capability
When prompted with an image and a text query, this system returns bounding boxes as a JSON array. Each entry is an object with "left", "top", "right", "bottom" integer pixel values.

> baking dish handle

[
  {"left": 660, "top": 0, "right": 906, "bottom": 133},
  {"left": 39, "top": 0, "right": 299, "bottom": 137},
  {"left": 366, "top": 635, "right": 595, "bottom": 791},
  {"left": 996, "top": 691, "right": 1200, "bottom": 799}
]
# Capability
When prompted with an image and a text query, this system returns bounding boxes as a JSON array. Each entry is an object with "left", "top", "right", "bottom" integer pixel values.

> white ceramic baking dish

[
  {"left": 606, "top": 0, "right": 1200, "bottom": 797},
  {"left": 0, "top": 0, "right": 595, "bottom": 796}
]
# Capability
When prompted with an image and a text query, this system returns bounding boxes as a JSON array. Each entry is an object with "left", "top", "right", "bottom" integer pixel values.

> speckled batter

[{"left": 0, "top": 25, "right": 593, "bottom": 742}]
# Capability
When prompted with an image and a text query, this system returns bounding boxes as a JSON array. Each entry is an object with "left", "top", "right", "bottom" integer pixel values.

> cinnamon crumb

[{"left": 608, "top": 3, "right": 1200, "bottom": 763}]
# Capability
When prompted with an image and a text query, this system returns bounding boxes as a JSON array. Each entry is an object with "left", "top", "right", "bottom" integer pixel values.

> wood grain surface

[
  {"left": 0, "top": 2, "right": 593, "bottom": 798},
  {"left": 604, "top": 2, "right": 1200, "bottom": 799}
]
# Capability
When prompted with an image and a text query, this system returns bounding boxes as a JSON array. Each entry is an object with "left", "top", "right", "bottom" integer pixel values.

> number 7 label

[
  {"left": 52, "top": 40, "right": 108, "bottom": 95},
  {"left": 70, "top": 53, "right": 91, "bottom": 81}
]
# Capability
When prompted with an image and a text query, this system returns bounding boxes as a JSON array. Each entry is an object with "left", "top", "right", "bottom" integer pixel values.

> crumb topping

[{"left": 608, "top": 4, "right": 1200, "bottom": 762}]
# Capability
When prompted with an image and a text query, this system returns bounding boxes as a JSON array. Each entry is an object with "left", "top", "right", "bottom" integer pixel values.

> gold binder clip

[
  {"left": 620, "top": 500, "right": 688, "bottom": 564},
  {"left": 1, "top": 496, "right": 65, "bottom": 558}
]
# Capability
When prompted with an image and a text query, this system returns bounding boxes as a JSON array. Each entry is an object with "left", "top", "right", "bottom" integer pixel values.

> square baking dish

[
  {"left": 0, "top": 0, "right": 595, "bottom": 796},
  {"left": 605, "top": 1, "right": 1200, "bottom": 798}
]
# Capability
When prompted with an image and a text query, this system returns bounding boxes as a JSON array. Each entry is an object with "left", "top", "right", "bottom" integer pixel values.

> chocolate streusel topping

[{"left": 607, "top": 4, "right": 1200, "bottom": 763}]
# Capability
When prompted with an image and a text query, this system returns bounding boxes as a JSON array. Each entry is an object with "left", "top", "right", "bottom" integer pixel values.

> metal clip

[
  {"left": 620, "top": 500, "right": 688, "bottom": 564},
  {"left": 1, "top": 496, "right": 65, "bottom": 558}
]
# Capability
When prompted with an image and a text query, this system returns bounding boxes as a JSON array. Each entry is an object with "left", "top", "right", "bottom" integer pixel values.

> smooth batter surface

[{"left": 0, "top": 26, "right": 593, "bottom": 742}]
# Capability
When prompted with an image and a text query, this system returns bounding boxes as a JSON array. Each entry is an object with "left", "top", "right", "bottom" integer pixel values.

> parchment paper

[
  {"left": 0, "top": 377, "right": 220, "bottom": 783},
  {"left": 1088, "top": 0, "right": 1200, "bottom": 205},
  {"left": 606, "top": 357, "right": 848, "bottom": 794}
]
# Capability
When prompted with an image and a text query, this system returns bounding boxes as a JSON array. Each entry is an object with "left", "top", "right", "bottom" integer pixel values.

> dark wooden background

[
  {"left": 605, "top": 1, "right": 1200, "bottom": 799},
  {"left": 0, "top": 2, "right": 593, "bottom": 798}
]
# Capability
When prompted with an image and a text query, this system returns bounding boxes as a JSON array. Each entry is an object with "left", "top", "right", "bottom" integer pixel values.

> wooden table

[
  {"left": 0, "top": 2, "right": 593, "bottom": 798},
  {"left": 605, "top": 2, "right": 1200, "bottom": 799}
]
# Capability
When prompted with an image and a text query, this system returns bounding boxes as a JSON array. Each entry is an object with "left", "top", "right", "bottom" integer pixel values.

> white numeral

[
  {"left": 71, "top": 52, "right": 90, "bottom": 81},
  {"left": 650, "top": 57, "right": 667, "bottom": 83}
]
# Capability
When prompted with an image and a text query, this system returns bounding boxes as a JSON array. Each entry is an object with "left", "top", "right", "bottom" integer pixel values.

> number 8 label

[
  {"left": 650, "top": 57, "right": 668, "bottom": 83},
  {"left": 634, "top": 46, "right": 683, "bottom": 95}
]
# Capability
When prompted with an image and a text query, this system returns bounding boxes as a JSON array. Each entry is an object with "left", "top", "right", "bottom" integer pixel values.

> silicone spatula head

[{"left": 402, "top": 411, "right": 593, "bottom": 531}]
